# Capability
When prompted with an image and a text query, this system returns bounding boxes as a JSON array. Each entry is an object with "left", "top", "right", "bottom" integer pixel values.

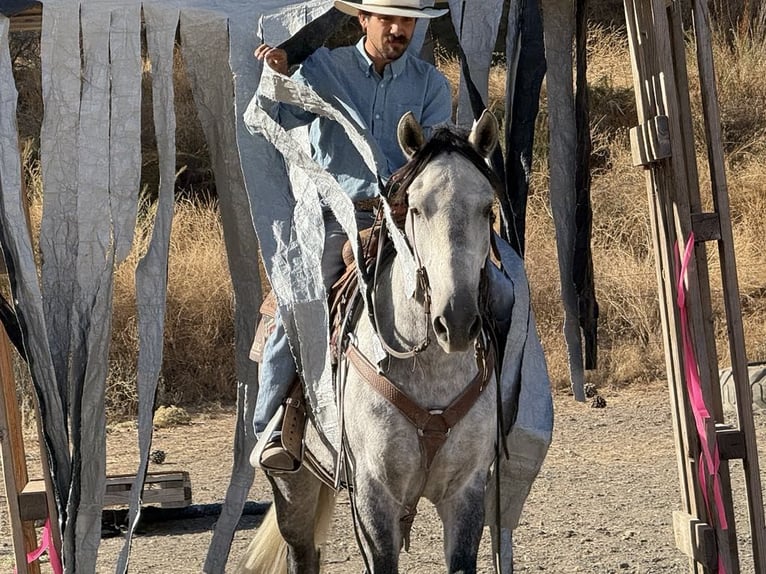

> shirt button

[{"left": 375, "top": 114, "right": 380, "bottom": 119}]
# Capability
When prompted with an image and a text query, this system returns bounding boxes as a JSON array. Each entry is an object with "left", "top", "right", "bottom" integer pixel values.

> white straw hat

[{"left": 334, "top": 0, "right": 448, "bottom": 19}]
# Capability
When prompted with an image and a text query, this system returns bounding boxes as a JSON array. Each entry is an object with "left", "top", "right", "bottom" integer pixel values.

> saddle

[{"left": 249, "top": 213, "right": 386, "bottom": 474}]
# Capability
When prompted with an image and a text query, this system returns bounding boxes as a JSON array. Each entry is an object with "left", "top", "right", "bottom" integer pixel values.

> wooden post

[
  {"left": 623, "top": 0, "right": 766, "bottom": 571},
  {"left": 0, "top": 326, "right": 40, "bottom": 574}
]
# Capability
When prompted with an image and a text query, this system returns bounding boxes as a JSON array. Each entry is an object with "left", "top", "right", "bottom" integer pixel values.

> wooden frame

[{"left": 624, "top": 0, "right": 766, "bottom": 571}]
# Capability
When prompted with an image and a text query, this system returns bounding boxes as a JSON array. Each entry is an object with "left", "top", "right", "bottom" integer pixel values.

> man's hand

[{"left": 255, "top": 44, "right": 289, "bottom": 75}]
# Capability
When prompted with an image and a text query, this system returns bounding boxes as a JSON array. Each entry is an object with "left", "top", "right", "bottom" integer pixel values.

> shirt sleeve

[{"left": 420, "top": 70, "right": 453, "bottom": 135}]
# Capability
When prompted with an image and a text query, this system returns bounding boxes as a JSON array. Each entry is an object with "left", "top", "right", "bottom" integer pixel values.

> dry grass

[
  {"left": 108, "top": 196, "right": 235, "bottom": 417},
  {"left": 12, "top": 23, "right": 766, "bottom": 414}
]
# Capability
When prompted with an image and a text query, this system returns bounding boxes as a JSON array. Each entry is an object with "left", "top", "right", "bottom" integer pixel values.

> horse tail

[
  {"left": 235, "top": 505, "right": 287, "bottom": 574},
  {"left": 235, "top": 484, "right": 336, "bottom": 574},
  {"left": 314, "top": 483, "right": 336, "bottom": 549}
]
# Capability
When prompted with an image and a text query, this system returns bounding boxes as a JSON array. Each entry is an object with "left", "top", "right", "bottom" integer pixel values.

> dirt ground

[{"left": 2, "top": 383, "right": 765, "bottom": 573}]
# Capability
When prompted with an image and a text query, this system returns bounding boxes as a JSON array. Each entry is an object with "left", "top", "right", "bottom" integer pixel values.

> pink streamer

[
  {"left": 13, "top": 518, "right": 62, "bottom": 574},
  {"left": 676, "top": 233, "right": 727, "bottom": 573}
]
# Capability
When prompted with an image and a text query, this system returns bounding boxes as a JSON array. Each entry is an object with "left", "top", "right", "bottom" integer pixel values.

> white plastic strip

[{"left": 116, "top": 5, "right": 179, "bottom": 572}]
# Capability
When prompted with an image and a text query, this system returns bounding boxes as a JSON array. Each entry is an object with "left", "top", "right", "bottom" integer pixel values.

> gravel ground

[{"left": 2, "top": 383, "right": 764, "bottom": 573}]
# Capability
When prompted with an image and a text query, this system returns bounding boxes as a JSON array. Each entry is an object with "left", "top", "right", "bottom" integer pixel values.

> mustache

[{"left": 386, "top": 34, "right": 407, "bottom": 43}]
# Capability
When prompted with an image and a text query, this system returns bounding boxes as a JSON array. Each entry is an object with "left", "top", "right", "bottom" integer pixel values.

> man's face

[{"left": 360, "top": 12, "right": 417, "bottom": 64}]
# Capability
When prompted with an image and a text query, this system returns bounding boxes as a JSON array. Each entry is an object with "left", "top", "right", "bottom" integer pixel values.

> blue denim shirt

[{"left": 259, "top": 38, "right": 452, "bottom": 200}]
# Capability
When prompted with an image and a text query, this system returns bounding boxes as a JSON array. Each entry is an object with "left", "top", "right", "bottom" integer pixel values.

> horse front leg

[
  {"left": 435, "top": 475, "right": 487, "bottom": 574},
  {"left": 350, "top": 476, "right": 405, "bottom": 574},
  {"left": 268, "top": 467, "right": 331, "bottom": 574}
]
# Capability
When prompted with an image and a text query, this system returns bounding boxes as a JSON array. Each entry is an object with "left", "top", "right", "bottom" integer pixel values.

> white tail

[
  {"left": 235, "top": 505, "right": 287, "bottom": 574},
  {"left": 235, "top": 485, "right": 335, "bottom": 574}
]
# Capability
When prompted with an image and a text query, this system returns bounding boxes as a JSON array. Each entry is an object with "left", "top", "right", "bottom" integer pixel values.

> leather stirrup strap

[{"left": 345, "top": 343, "right": 494, "bottom": 469}]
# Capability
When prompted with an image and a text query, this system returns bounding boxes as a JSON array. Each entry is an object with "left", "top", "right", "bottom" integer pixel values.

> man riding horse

[
  {"left": 252, "top": 0, "right": 451, "bottom": 471},
  {"left": 245, "top": 3, "right": 554, "bottom": 570}
]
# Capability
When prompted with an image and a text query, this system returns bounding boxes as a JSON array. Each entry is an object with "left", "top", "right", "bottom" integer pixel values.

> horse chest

[{"left": 343, "top": 355, "right": 496, "bottom": 471}]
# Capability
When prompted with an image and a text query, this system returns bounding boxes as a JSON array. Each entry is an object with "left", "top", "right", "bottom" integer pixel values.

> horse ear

[
  {"left": 397, "top": 111, "right": 426, "bottom": 159},
  {"left": 468, "top": 110, "right": 499, "bottom": 158}
]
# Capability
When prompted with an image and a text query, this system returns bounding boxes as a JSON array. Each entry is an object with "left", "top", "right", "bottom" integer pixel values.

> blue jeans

[{"left": 253, "top": 210, "right": 375, "bottom": 436}]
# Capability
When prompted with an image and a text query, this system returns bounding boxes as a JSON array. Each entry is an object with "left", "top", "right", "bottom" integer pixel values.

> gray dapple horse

[{"left": 238, "top": 110, "right": 501, "bottom": 574}]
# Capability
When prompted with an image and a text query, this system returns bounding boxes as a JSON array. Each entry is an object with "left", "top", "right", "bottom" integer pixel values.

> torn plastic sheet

[
  {"left": 484, "top": 237, "right": 553, "bottom": 531},
  {"left": 178, "top": 10, "right": 264, "bottom": 570},
  {"left": 1, "top": 3, "right": 556, "bottom": 572},
  {"left": 244, "top": 64, "right": 421, "bottom": 443},
  {"left": 65, "top": 3, "right": 115, "bottom": 570},
  {"left": 448, "top": 0, "right": 505, "bottom": 127},
  {"left": 254, "top": 65, "right": 419, "bottom": 297},
  {"left": 0, "top": 11, "right": 71, "bottom": 549},
  {"left": 542, "top": 0, "right": 586, "bottom": 401},
  {"left": 115, "top": 5, "right": 179, "bottom": 573}
]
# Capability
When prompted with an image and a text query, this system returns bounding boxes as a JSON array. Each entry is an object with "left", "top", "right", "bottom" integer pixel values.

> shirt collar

[{"left": 354, "top": 37, "right": 408, "bottom": 79}]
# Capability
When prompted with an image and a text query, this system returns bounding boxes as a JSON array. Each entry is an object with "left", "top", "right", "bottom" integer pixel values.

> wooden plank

[
  {"left": 660, "top": 1, "right": 740, "bottom": 569},
  {"left": 691, "top": 0, "right": 766, "bottom": 569},
  {"left": 106, "top": 471, "right": 189, "bottom": 484},
  {"left": 673, "top": 510, "right": 717, "bottom": 568},
  {"left": 18, "top": 478, "right": 48, "bottom": 522},
  {"left": 624, "top": 0, "right": 700, "bottom": 538},
  {"left": 690, "top": 212, "right": 721, "bottom": 242},
  {"left": 0, "top": 327, "right": 40, "bottom": 574}
]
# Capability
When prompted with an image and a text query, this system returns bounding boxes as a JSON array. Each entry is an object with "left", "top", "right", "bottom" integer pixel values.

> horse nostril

[
  {"left": 468, "top": 316, "right": 482, "bottom": 340},
  {"left": 433, "top": 315, "right": 448, "bottom": 340}
]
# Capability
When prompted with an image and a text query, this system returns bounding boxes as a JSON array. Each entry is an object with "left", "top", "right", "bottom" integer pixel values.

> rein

[{"left": 367, "top": 210, "right": 432, "bottom": 359}]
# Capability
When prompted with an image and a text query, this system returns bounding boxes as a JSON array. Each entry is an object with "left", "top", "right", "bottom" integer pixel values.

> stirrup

[
  {"left": 260, "top": 430, "right": 301, "bottom": 472},
  {"left": 250, "top": 405, "right": 295, "bottom": 472},
  {"left": 250, "top": 384, "right": 306, "bottom": 473}
]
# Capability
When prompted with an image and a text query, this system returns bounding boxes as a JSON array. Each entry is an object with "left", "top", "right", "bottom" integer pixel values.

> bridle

[
  {"left": 366, "top": 192, "right": 433, "bottom": 360},
  {"left": 364, "top": 145, "right": 497, "bottom": 362}
]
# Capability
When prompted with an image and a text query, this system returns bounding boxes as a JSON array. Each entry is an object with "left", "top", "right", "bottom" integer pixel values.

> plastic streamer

[
  {"left": 675, "top": 232, "right": 727, "bottom": 573},
  {"left": 13, "top": 518, "right": 62, "bottom": 574}
]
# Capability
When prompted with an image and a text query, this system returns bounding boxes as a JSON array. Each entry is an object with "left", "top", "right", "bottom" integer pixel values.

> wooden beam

[
  {"left": 0, "top": 327, "right": 40, "bottom": 574},
  {"left": 673, "top": 510, "right": 717, "bottom": 569}
]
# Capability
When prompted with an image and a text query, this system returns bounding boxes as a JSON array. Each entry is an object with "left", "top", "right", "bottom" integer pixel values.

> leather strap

[
  {"left": 280, "top": 379, "right": 307, "bottom": 462},
  {"left": 345, "top": 341, "right": 494, "bottom": 470}
]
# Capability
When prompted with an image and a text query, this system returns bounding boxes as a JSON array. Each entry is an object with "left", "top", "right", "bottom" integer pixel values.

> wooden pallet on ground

[{"left": 104, "top": 471, "right": 192, "bottom": 509}]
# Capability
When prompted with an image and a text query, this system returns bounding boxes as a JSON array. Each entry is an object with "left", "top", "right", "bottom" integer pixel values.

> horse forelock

[{"left": 387, "top": 126, "right": 502, "bottom": 209}]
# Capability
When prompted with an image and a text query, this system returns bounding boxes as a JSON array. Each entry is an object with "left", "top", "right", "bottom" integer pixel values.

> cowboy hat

[{"left": 334, "top": 0, "right": 448, "bottom": 19}]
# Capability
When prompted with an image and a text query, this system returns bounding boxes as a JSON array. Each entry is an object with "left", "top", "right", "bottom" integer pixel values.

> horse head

[{"left": 394, "top": 110, "right": 499, "bottom": 353}]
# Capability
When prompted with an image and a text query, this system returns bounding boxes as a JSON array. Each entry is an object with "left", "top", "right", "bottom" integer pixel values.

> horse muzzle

[{"left": 432, "top": 306, "right": 482, "bottom": 353}]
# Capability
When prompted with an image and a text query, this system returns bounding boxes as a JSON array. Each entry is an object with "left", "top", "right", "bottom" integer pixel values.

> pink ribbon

[
  {"left": 676, "top": 233, "right": 727, "bottom": 573},
  {"left": 13, "top": 518, "right": 62, "bottom": 574}
]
